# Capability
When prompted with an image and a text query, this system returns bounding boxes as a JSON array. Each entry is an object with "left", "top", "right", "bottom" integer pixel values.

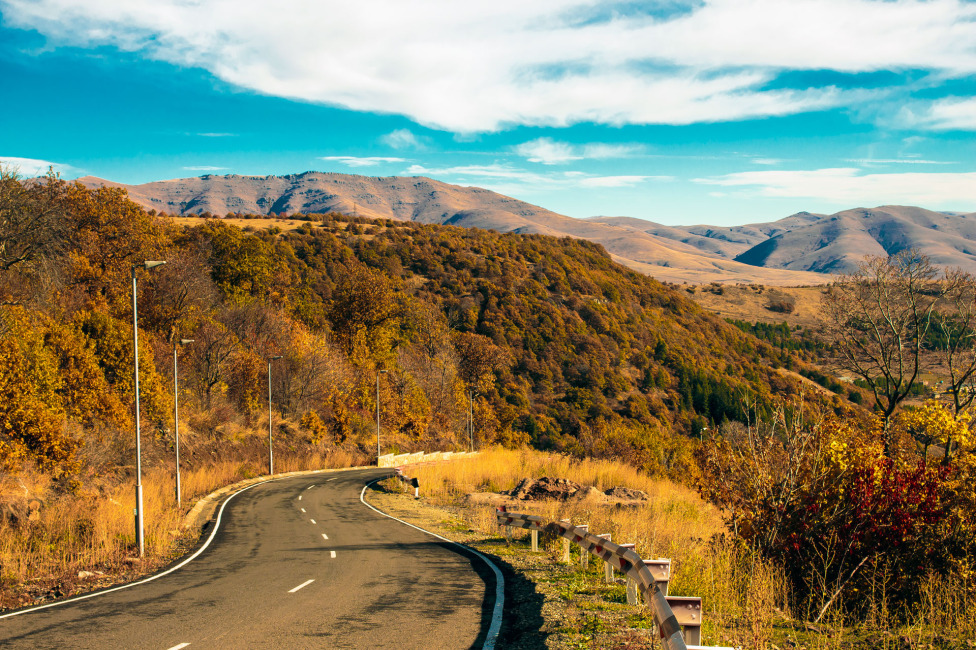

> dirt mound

[
  {"left": 603, "top": 486, "right": 648, "bottom": 501},
  {"left": 507, "top": 477, "right": 584, "bottom": 501}
]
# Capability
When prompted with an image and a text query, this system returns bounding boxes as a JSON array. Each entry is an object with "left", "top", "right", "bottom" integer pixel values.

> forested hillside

[{"left": 1, "top": 174, "right": 808, "bottom": 486}]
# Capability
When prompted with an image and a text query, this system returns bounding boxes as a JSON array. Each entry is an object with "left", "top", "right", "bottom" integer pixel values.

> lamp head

[
  {"left": 270, "top": 355, "right": 283, "bottom": 360},
  {"left": 142, "top": 261, "right": 167, "bottom": 270},
  {"left": 179, "top": 339, "right": 194, "bottom": 345}
]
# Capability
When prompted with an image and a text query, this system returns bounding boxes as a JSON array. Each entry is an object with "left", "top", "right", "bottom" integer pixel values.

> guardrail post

[
  {"left": 596, "top": 534, "right": 613, "bottom": 582},
  {"left": 531, "top": 529, "right": 539, "bottom": 552},
  {"left": 577, "top": 525, "right": 589, "bottom": 569},
  {"left": 626, "top": 576, "right": 639, "bottom": 605}
]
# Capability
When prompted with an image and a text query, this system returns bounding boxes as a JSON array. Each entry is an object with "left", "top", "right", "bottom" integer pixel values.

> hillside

[
  {"left": 605, "top": 206, "right": 976, "bottom": 275},
  {"left": 76, "top": 173, "right": 829, "bottom": 286},
  {"left": 1, "top": 177, "right": 825, "bottom": 486}
]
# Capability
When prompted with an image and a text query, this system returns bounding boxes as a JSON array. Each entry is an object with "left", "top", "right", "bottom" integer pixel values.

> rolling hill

[{"left": 77, "top": 173, "right": 976, "bottom": 281}]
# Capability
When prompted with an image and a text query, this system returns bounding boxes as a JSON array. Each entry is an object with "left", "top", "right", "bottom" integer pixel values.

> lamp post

[
  {"left": 132, "top": 260, "right": 166, "bottom": 558},
  {"left": 376, "top": 369, "right": 387, "bottom": 463},
  {"left": 268, "top": 355, "right": 283, "bottom": 475},
  {"left": 173, "top": 338, "right": 193, "bottom": 507}
]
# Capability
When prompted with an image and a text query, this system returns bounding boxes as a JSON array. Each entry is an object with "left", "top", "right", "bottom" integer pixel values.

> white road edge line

[
  {"left": 0, "top": 478, "right": 272, "bottom": 621},
  {"left": 322, "top": 533, "right": 329, "bottom": 540},
  {"left": 360, "top": 478, "right": 504, "bottom": 650},
  {"left": 330, "top": 550, "right": 336, "bottom": 558},
  {"left": 306, "top": 485, "right": 315, "bottom": 490},
  {"left": 167, "top": 644, "right": 191, "bottom": 650},
  {"left": 288, "top": 579, "right": 315, "bottom": 593}
]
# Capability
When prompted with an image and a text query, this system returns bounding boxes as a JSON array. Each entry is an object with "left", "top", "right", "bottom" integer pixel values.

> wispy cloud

[
  {"left": 405, "top": 163, "right": 665, "bottom": 191},
  {"left": 695, "top": 168, "right": 976, "bottom": 206},
  {"left": 900, "top": 97, "right": 976, "bottom": 131},
  {"left": 319, "top": 156, "right": 408, "bottom": 167},
  {"left": 183, "top": 165, "right": 228, "bottom": 171},
  {"left": 846, "top": 158, "right": 954, "bottom": 165},
  {"left": 0, "top": 155, "right": 73, "bottom": 177},
  {"left": 514, "top": 138, "right": 645, "bottom": 165},
  {"left": 3, "top": 0, "right": 973, "bottom": 132},
  {"left": 195, "top": 132, "right": 237, "bottom": 137},
  {"left": 380, "top": 129, "right": 430, "bottom": 150}
]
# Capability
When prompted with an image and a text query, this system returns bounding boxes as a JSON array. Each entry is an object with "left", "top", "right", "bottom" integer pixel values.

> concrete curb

[{"left": 181, "top": 465, "right": 374, "bottom": 533}]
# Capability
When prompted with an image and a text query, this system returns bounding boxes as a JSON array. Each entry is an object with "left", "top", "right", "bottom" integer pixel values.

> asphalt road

[{"left": 0, "top": 468, "right": 498, "bottom": 649}]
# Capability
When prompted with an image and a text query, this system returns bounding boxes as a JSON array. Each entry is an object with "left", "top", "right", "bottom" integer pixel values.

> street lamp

[
  {"left": 173, "top": 338, "right": 193, "bottom": 507},
  {"left": 376, "top": 369, "right": 387, "bottom": 463},
  {"left": 268, "top": 355, "right": 283, "bottom": 475},
  {"left": 132, "top": 260, "right": 166, "bottom": 558}
]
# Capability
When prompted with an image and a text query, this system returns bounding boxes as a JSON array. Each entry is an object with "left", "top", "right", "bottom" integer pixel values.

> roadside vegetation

[{"left": 380, "top": 447, "right": 976, "bottom": 648}]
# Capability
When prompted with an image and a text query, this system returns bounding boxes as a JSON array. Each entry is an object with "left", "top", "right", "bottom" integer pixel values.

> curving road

[{"left": 0, "top": 468, "right": 499, "bottom": 649}]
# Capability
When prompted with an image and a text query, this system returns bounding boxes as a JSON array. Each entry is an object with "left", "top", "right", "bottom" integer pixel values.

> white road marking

[
  {"left": 300, "top": 508, "right": 306, "bottom": 513},
  {"left": 330, "top": 551, "right": 336, "bottom": 558},
  {"left": 321, "top": 533, "right": 329, "bottom": 540},
  {"left": 306, "top": 485, "right": 315, "bottom": 490},
  {"left": 326, "top": 478, "right": 337, "bottom": 481},
  {"left": 288, "top": 579, "right": 315, "bottom": 593},
  {"left": 360, "top": 479, "right": 505, "bottom": 650},
  {"left": 167, "top": 644, "right": 191, "bottom": 650},
  {"left": 298, "top": 495, "right": 302, "bottom": 501},
  {"left": 310, "top": 519, "right": 316, "bottom": 524}
]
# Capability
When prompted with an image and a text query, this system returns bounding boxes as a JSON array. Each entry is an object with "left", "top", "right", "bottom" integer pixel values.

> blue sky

[{"left": 1, "top": 0, "right": 974, "bottom": 226}]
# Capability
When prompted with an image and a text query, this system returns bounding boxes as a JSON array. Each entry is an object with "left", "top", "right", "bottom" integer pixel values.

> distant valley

[{"left": 79, "top": 172, "right": 976, "bottom": 284}]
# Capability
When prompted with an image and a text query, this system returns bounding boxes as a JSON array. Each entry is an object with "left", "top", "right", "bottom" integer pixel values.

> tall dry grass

[{"left": 405, "top": 447, "right": 976, "bottom": 647}]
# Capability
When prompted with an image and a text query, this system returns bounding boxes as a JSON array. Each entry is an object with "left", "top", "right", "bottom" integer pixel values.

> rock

[
  {"left": 604, "top": 486, "right": 649, "bottom": 501},
  {"left": 77, "top": 571, "right": 96, "bottom": 579},
  {"left": 571, "top": 486, "right": 606, "bottom": 502},
  {"left": 506, "top": 477, "right": 583, "bottom": 501}
]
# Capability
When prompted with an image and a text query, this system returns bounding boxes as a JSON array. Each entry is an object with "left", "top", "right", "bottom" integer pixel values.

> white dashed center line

[
  {"left": 330, "top": 551, "right": 336, "bottom": 558},
  {"left": 300, "top": 508, "right": 306, "bottom": 513},
  {"left": 306, "top": 485, "right": 314, "bottom": 490},
  {"left": 298, "top": 495, "right": 302, "bottom": 501},
  {"left": 310, "top": 519, "right": 316, "bottom": 524},
  {"left": 288, "top": 579, "right": 315, "bottom": 593},
  {"left": 167, "top": 644, "right": 191, "bottom": 650},
  {"left": 321, "top": 533, "right": 329, "bottom": 540}
]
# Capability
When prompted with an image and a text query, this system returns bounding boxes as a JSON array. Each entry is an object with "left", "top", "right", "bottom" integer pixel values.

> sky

[{"left": 0, "top": 0, "right": 974, "bottom": 226}]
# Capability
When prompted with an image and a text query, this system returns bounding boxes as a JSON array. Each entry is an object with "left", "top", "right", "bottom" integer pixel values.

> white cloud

[
  {"left": 380, "top": 129, "right": 429, "bottom": 150},
  {"left": 845, "top": 158, "right": 953, "bottom": 165},
  {"left": 902, "top": 97, "right": 976, "bottom": 131},
  {"left": 319, "top": 156, "right": 408, "bottom": 167},
  {"left": 183, "top": 165, "right": 228, "bottom": 171},
  {"left": 695, "top": 168, "right": 976, "bottom": 206},
  {"left": 196, "top": 132, "right": 237, "bottom": 137},
  {"left": 514, "top": 138, "right": 645, "bottom": 164},
  {"left": 0, "top": 156, "right": 73, "bottom": 177},
  {"left": 514, "top": 138, "right": 581, "bottom": 164},
  {"left": 405, "top": 162, "right": 663, "bottom": 191},
  {"left": 3, "top": 0, "right": 973, "bottom": 132}
]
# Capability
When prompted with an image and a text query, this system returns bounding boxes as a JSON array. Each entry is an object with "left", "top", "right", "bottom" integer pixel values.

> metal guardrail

[{"left": 496, "top": 506, "right": 737, "bottom": 650}]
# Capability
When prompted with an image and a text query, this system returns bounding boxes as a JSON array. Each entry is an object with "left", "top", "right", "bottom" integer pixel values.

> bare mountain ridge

[
  {"left": 77, "top": 172, "right": 975, "bottom": 281},
  {"left": 77, "top": 172, "right": 828, "bottom": 286}
]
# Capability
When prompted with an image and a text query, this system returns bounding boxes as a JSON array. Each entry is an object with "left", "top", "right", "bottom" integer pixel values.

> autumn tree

[
  {"left": 821, "top": 250, "right": 945, "bottom": 452},
  {"left": 0, "top": 167, "right": 69, "bottom": 273}
]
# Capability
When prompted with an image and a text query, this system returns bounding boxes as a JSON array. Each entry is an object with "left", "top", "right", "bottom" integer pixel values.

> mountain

[
  {"left": 77, "top": 173, "right": 976, "bottom": 281},
  {"left": 604, "top": 206, "right": 976, "bottom": 275},
  {"left": 76, "top": 173, "right": 829, "bottom": 286}
]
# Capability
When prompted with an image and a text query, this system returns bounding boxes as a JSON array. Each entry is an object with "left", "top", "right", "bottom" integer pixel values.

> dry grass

[{"left": 400, "top": 447, "right": 976, "bottom": 648}]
